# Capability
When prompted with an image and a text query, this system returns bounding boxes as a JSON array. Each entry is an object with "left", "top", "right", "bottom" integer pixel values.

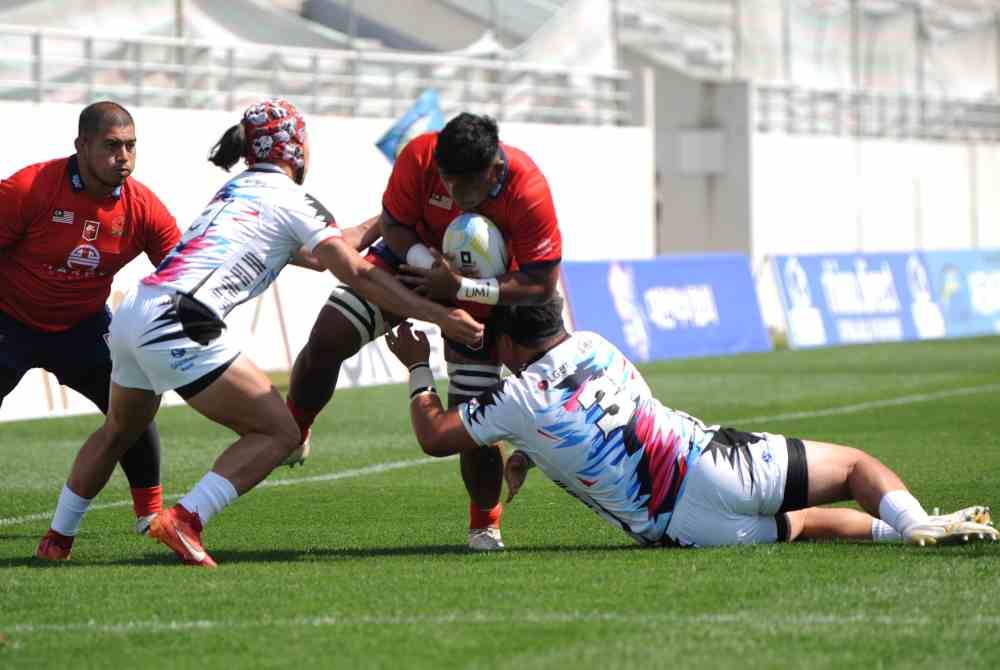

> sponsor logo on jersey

[
  {"left": 429, "top": 193, "right": 453, "bottom": 210},
  {"left": 66, "top": 244, "right": 101, "bottom": 271},
  {"left": 82, "top": 220, "right": 100, "bottom": 241},
  {"left": 51, "top": 209, "right": 75, "bottom": 224},
  {"left": 110, "top": 216, "right": 126, "bottom": 237}
]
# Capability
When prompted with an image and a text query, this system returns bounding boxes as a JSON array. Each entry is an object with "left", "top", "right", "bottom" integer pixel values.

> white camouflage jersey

[
  {"left": 460, "top": 331, "right": 715, "bottom": 545},
  {"left": 142, "top": 164, "right": 340, "bottom": 318}
]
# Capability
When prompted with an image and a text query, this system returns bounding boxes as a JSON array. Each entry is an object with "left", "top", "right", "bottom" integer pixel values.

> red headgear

[{"left": 241, "top": 98, "right": 307, "bottom": 168}]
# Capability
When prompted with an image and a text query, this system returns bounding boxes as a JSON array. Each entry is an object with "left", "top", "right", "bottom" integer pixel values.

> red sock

[
  {"left": 286, "top": 397, "right": 319, "bottom": 444},
  {"left": 469, "top": 501, "right": 502, "bottom": 529},
  {"left": 131, "top": 485, "right": 163, "bottom": 517}
]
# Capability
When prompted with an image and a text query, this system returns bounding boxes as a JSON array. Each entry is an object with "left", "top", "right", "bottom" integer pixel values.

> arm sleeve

[
  {"left": 142, "top": 189, "right": 182, "bottom": 266},
  {"left": 380, "top": 140, "right": 425, "bottom": 229},
  {"left": 510, "top": 174, "right": 562, "bottom": 267},
  {"left": 0, "top": 169, "right": 32, "bottom": 250},
  {"left": 458, "top": 380, "right": 532, "bottom": 447},
  {"left": 275, "top": 192, "right": 342, "bottom": 253}
]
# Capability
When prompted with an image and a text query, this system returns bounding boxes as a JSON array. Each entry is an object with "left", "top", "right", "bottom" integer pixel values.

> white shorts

[
  {"left": 665, "top": 430, "right": 808, "bottom": 547},
  {"left": 109, "top": 283, "right": 239, "bottom": 397}
]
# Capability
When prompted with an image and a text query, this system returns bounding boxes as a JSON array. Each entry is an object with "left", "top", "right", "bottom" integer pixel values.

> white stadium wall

[{"left": 0, "top": 101, "right": 654, "bottom": 422}]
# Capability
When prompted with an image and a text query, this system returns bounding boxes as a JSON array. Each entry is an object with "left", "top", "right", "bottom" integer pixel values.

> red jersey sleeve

[
  {"left": 136, "top": 184, "right": 180, "bottom": 266},
  {"left": 381, "top": 134, "right": 432, "bottom": 228},
  {"left": 509, "top": 172, "right": 561, "bottom": 268},
  {"left": 0, "top": 167, "right": 34, "bottom": 250}
]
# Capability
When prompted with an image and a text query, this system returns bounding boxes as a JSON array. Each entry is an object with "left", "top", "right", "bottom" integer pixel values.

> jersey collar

[
  {"left": 488, "top": 146, "right": 509, "bottom": 199},
  {"left": 68, "top": 155, "right": 122, "bottom": 199},
  {"left": 247, "top": 162, "right": 286, "bottom": 174}
]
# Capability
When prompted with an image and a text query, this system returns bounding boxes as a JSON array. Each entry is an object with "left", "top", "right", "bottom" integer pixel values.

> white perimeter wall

[
  {"left": 752, "top": 132, "right": 1000, "bottom": 329},
  {"left": 0, "top": 102, "right": 654, "bottom": 421}
]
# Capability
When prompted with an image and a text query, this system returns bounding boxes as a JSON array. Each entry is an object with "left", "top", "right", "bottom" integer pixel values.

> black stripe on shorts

[
  {"left": 175, "top": 354, "right": 239, "bottom": 400},
  {"left": 778, "top": 437, "right": 809, "bottom": 513}
]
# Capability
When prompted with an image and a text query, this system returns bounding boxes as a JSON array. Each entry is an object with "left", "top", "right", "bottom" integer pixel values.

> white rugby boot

[
  {"left": 282, "top": 432, "right": 311, "bottom": 468},
  {"left": 906, "top": 505, "right": 998, "bottom": 547},
  {"left": 468, "top": 527, "right": 505, "bottom": 552}
]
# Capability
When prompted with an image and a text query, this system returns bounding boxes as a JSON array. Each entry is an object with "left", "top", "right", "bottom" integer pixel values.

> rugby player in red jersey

[
  {"left": 0, "top": 101, "right": 181, "bottom": 560},
  {"left": 286, "top": 113, "right": 562, "bottom": 551}
]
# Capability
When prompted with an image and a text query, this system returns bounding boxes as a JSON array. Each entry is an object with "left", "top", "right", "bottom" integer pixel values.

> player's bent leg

[
  {"left": 36, "top": 383, "right": 161, "bottom": 561},
  {"left": 185, "top": 354, "right": 299, "bottom": 493},
  {"left": 286, "top": 287, "right": 398, "bottom": 454},
  {"left": 58, "top": 361, "right": 163, "bottom": 532}
]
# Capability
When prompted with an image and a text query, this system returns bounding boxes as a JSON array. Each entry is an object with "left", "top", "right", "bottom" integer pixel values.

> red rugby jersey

[
  {"left": 0, "top": 156, "right": 180, "bottom": 332},
  {"left": 382, "top": 133, "right": 562, "bottom": 272}
]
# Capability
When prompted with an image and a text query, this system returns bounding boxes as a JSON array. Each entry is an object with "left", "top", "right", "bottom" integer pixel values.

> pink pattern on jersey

[
  {"left": 142, "top": 235, "right": 216, "bottom": 286},
  {"left": 631, "top": 401, "right": 682, "bottom": 515}
]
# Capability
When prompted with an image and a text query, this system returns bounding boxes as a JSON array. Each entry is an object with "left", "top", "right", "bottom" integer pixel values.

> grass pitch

[{"left": 2, "top": 336, "right": 1000, "bottom": 669}]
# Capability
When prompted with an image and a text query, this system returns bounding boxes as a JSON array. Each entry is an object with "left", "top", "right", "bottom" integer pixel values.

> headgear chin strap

[{"left": 241, "top": 98, "right": 307, "bottom": 169}]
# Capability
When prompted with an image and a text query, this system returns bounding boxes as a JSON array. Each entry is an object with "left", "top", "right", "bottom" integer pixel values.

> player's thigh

[
  {"left": 185, "top": 353, "right": 297, "bottom": 443},
  {"left": 0, "top": 310, "right": 40, "bottom": 402},
  {"left": 105, "top": 382, "right": 161, "bottom": 441},
  {"left": 802, "top": 440, "right": 859, "bottom": 506},
  {"left": 319, "top": 283, "right": 401, "bottom": 358}
]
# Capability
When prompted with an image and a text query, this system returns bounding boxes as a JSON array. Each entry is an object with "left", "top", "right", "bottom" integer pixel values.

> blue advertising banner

[
  {"left": 771, "top": 250, "right": 1000, "bottom": 349},
  {"left": 560, "top": 255, "right": 771, "bottom": 362},
  {"left": 923, "top": 249, "right": 1000, "bottom": 338}
]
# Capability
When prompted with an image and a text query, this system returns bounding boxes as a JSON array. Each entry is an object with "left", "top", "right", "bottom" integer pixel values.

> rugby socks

[
  {"left": 878, "top": 490, "right": 928, "bottom": 537},
  {"left": 178, "top": 472, "right": 238, "bottom": 527},
  {"left": 469, "top": 501, "right": 502, "bottom": 530},
  {"left": 871, "top": 519, "right": 902, "bottom": 543},
  {"left": 286, "top": 397, "right": 319, "bottom": 444},
  {"left": 130, "top": 484, "right": 163, "bottom": 518},
  {"left": 51, "top": 484, "right": 92, "bottom": 537}
]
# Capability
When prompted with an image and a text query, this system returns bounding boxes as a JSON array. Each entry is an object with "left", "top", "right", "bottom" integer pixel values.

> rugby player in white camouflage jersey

[{"left": 385, "top": 298, "right": 998, "bottom": 549}]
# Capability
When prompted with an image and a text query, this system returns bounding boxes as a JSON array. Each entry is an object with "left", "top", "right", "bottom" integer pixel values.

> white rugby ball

[{"left": 441, "top": 213, "right": 509, "bottom": 278}]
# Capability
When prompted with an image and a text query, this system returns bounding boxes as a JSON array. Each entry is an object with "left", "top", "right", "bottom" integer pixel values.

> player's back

[
  {"left": 143, "top": 165, "right": 335, "bottom": 320},
  {"left": 463, "top": 331, "right": 712, "bottom": 544}
]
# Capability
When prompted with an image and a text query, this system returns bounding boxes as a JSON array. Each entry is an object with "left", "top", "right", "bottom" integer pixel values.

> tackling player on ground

[
  {"left": 385, "top": 299, "right": 998, "bottom": 549},
  {"left": 3, "top": 102, "right": 181, "bottom": 557},
  {"left": 35, "top": 98, "right": 483, "bottom": 567},
  {"left": 286, "top": 113, "right": 563, "bottom": 551}
]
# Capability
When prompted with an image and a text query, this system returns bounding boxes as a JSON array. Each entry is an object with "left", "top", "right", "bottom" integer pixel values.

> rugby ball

[{"left": 441, "top": 213, "right": 509, "bottom": 278}]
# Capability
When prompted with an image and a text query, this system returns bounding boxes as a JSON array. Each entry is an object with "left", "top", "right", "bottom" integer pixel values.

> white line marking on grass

[
  {"left": 5, "top": 611, "right": 1000, "bottom": 636},
  {"left": 718, "top": 383, "right": 1000, "bottom": 426},
  {"left": 0, "top": 457, "right": 439, "bottom": 528}
]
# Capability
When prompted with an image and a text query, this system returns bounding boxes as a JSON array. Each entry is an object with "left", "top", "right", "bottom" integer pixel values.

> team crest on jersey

[
  {"left": 82, "top": 220, "right": 100, "bottom": 241},
  {"left": 66, "top": 244, "right": 101, "bottom": 271},
  {"left": 428, "top": 193, "right": 453, "bottom": 210},
  {"left": 110, "top": 216, "right": 126, "bottom": 237},
  {"left": 51, "top": 209, "right": 74, "bottom": 224}
]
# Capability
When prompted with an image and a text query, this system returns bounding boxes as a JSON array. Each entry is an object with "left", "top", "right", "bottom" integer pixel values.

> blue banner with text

[
  {"left": 560, "top": 255, "right": 771, "bottom": 362},
  {"left": 771, "top": 250, "right": 1000, "bottom": 349}
]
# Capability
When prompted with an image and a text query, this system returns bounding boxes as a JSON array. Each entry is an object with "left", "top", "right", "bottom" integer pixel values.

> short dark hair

[
  {"left": 491, "top": 298, "right": 566, "bottom": 347},
  {"left": 78, "top": 101, "right": 134, "bottom": 138},
  {"left": 434, "top": 112, "right": 499, "bottom": 175}
]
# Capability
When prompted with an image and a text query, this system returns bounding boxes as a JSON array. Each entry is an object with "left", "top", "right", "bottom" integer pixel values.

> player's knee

[
  {"left": 270, "top": 411, "right": 301, "bottom": 452},
  {"left": 322, "top": 286, "right": 385, "bottom": 354}
]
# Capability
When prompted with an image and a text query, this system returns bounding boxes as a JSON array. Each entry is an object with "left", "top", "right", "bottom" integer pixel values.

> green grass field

[{"left": 2, "top": 336, "right": 1000, "bottom": 669}]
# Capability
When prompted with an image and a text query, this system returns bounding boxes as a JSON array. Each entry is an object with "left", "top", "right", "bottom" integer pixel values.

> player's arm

[
  {"left": 0, "top": 170, "right": 32, "bottom": 250},
  {"left": 290, "top": 214, "right": 381, "bottom": 271},
  {"left": 384, "top": 321, "right": 483, "bottom": 456},
  {"left": 141, "top": 189, "right": 182, "bottom": 266},
  {"left": 311, "top": 236, "right": 483, "bottom": 346},
  {"left": 381, "top": 209, "right": 436, "bottom": 270}
]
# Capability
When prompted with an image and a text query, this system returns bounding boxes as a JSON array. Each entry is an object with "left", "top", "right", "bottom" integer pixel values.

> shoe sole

[{"left": 910, "top": 523, "right": 999, "bottom": 547}]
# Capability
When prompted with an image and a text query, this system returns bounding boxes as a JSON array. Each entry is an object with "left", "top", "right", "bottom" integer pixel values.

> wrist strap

[
  {"left": 408, "top": 364, "right": 437, "bottom": 399},
  {"left": 405, "top": 243, "right": 435, "bottom": 270},
  {"left": 457, "top": 277, "right": 500, "bottom": 305}
]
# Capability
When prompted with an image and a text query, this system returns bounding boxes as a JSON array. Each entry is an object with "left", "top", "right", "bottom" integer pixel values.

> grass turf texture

[{"left": 2, "top": 335, "right": 999, "bottom": 669}]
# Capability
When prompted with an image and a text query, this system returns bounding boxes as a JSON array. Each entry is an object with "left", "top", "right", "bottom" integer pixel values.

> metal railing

[
  {"left": 0, "top": 24, "right": 634, "bottom": 126},
  {"left": 755, "top": 84, "right": 1000, "bottom": 141}
]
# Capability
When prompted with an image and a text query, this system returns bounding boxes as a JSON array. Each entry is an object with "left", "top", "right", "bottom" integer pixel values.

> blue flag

[{"left": 375, "top": 89, "right": 445, "bottom": 163}]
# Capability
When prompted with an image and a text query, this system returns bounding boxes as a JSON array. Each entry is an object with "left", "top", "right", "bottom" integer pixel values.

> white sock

[
  {"left": 179, "top": 471, "right": 238, "bottom": 527},
  {"left": 871, "top": 518, "right": 902, "bottom": 543},
  {"left": 878, "top": 490, "right": 928, "bottom": 537},
  {"left": 51, "top": 484, "right": 92, "bottom": 537}
]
